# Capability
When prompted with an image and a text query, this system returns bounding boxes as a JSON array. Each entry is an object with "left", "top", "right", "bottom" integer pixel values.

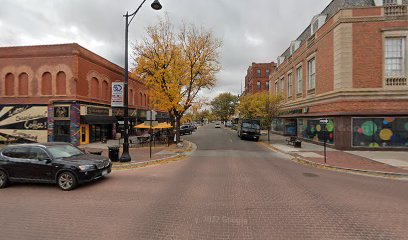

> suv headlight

[{"left": 78, "top": 165, "right": 95, "bottom": 171}]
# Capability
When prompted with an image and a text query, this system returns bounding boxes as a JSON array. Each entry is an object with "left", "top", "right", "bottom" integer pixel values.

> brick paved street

[{"left": 1, "top": 124, "right": 408, "bottom": 239}]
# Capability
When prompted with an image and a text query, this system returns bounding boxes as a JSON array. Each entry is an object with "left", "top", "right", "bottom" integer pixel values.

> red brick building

[
  {"left": 270, "top": 0, "right": 408, "bottom": 150},
  {"left": 0, "top": 43, "right": 154, "bottom": 145},
  {"left": 244, "top": 62, "right": 275, "bottom": 95}
]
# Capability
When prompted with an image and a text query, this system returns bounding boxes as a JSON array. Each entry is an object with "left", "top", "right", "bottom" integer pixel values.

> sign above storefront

[
  {"left": 111, "top": 82, "right": 124, "bottom": 107},
  {"left": 87, "top": 107, "right": 109, "bottom": 116}
]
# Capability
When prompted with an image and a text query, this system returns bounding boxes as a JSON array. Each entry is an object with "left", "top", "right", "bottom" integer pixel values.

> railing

[
  {"left": 385, "top": 77, "right": 407, "bottom": 86},
  {"left": 384, "top": 4, "right": 407, "bottom": 16}
]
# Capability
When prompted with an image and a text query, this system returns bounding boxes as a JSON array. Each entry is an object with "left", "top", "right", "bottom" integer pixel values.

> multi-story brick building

[
  {"left": 244, "top": 62, "right": 275, "bottom": 95},
  {"left": 270, "top": 0, "right": 408, "bottom": 150},
  {"left": 0, "top": 43, "right": 154, "bottom": 146}
]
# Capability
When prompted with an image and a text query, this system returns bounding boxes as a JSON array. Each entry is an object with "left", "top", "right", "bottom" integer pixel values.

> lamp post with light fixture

[{"left": 120, "top": 0, "right": 162, "bottom": 162}]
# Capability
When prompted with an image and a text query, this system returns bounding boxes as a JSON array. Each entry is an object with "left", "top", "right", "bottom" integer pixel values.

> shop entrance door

[{"left": 80, "top": 124, "right": 89, "bottom": 145}]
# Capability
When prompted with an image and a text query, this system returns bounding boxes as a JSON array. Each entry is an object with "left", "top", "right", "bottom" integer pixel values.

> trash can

[
  {"left": 108, "top": 146, "right": 119, "bottom": 162},
  {"left": 294, "top": 141, "right": 302, "bottom": 148}
]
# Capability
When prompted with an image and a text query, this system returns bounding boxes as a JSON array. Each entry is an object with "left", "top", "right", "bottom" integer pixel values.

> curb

[
  {"left": 259, "top": 141, "right": 408, "bottom": 180},
  {"left": 112, "top": 140, "right": 197, "bottom": 170}
]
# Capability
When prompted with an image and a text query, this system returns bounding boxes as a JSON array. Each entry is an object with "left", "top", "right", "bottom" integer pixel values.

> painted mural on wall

[
  {"left": 352, "top": 117, "right": 408, "bottom": 148},
  {"left": 298, "top": 118, "right": 335, "bottom": 144},
  {"left": 0, "top": 105, "right": 48, "bottom": 143},
  {"left": 70, "top": 104, "right": 80, "bottom": 146}
]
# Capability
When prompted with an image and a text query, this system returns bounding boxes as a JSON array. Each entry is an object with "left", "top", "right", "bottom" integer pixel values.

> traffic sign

[{"left": 319, "top": 118, "right": 329, "bottom": 124}]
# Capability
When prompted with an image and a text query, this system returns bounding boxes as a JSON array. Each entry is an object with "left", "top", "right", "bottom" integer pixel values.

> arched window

[
  {"left": 129, "top": 89, "right": 134, "bottom": 105},
  {"left": 42, "top": 72, "right": 52, "bottom": 95},
  {"left": 140, "top": 92, "right": 143, "bottom": 106},
  {"left": 134, "top": 92, "right": 138, "bottom": 106},
  {"left": 102, "top": 81, "right": 109, "bottom": 100},
  {"left": 5, "top": 73, "right": 14, "bottom": 96},
  {"left": 18, "top": 72, "right": 29, "bottom": 95},
  {"left": 56, "top": 71, "right": 66, "bottom": 95},
  {"left": 91, "top": 77, "right": 99, "bottom": 98}
]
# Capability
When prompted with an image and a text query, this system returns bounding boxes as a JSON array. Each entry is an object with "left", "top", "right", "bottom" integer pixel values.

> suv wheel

[
  {"left": 0, "top": 170, "right": 8, "bottom": 189},
  {"left": 58, "top": 172, "right": 78, "bottom": 191}
]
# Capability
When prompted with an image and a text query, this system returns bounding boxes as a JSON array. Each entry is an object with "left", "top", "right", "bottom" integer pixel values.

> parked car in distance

[
  {"left": 225, "top": 121, "right": 233, "bottom": 128},
  {"left": 0, "top": 142, "right": 111, "bottom": 191},
  {"left": 187, "top": 123, "right": 197, "bottom": 132},
  {"left": 180, "top": 125, "right": 192, "bottom": 135},
  {"left": 215, "top": 122, "right": 221, "bottom": 128}
]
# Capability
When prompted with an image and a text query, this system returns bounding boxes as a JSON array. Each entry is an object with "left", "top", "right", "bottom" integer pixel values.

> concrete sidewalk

[
  {"left": 80, "top": 140, "right": 195, "bottom": 167},
  {"left": 262, "top": 133, "right": 408, "bottom": 175}
]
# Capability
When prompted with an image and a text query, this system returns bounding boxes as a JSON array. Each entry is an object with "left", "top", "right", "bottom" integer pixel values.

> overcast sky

[{"left": 0, "top": 0, "right": 332, "bottom": 99}]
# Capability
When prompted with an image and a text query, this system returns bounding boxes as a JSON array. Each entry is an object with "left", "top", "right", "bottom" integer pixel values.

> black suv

[{"left": 0, "top": 143, "right": 111, "bottom": 191}]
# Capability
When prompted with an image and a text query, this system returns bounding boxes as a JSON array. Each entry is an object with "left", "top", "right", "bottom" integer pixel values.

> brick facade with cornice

[
  {"left": 0, "top": 43, "right": 152, "bottom": 145},
  {"left": 270, "top": 2, "right": 408, "bottom": 150}
]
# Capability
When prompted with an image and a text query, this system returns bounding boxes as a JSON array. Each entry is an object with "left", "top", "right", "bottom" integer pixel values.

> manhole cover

[{"left": 303, "top": 172, "right": 319, "bottom": 178}]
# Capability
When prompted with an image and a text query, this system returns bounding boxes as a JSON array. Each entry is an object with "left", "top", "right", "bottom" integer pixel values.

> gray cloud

[{"left": 0, "top": 0, "right": 331, "bottom": 99}]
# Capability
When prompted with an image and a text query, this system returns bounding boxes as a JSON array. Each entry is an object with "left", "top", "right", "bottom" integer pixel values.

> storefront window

[
  {"left": 299, "top": 118, "right": 334, "bottom": 144},
  {"left": 271, "top": 119, "right": 285, "bottom": 134},
  {"left": 54, "top": 120, "right": 70, "bottom": 143},
  {"left": 352, "top": 117, "right": 408, "bottom": 148}
]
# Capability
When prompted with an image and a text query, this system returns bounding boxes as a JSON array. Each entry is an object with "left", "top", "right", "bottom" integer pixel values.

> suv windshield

[
  {"left": 47, "top": 145, "right": 84, "bottom": 159},
  {"left": 243, "top": 122, "right": 260, "bottom": 130}
]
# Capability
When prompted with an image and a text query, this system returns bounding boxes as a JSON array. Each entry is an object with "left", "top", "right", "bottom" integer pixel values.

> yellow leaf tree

[
  {"left": 237, "top": 92, "right": 283, "bottom": 141},
  {"left": 132, "top": 16, "right": 222, "bottom": 143}
]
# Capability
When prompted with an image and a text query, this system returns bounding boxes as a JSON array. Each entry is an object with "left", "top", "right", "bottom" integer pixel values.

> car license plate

[{"left": 102, "top": 170, "right": 108, "bottom": 176}]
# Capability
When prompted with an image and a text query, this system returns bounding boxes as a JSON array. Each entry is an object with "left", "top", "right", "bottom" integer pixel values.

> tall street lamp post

[{"left": 120, "top": 0, "right": 162, "bottom": 162}]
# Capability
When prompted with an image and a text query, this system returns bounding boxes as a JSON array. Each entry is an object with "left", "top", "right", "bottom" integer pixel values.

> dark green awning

[{"left": 80, "top": 115, "right": 117, "bottom": 125}]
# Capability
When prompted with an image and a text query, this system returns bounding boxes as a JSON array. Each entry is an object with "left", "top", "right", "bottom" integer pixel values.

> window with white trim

[
  {"left": 257, "top": 81, "right": 261, "bottom": 90},
  {"left": 280, "top": 77, "right": 285, "bottom": 93},
  {"left": 296, "top": 66, "right": 303, "bottom": 94},
  {"left": 256, "top": 69, "right": 261, "bottom": 77},
  {"left": 266, "top": 69, "right": 270, "bottom": 76},
  {"left": 385, "top": 37, "right": 405, "bottom": 77},
  {"left": 266, "top": 81, "right": 270, "bottom": 90},
  {"left": 308, "top": 58, "right": 316, "bottom": 90},
  {"left": 288, "top": 73, "right": 292, "bottom": 97},
  {"left": 275, "top": 82, "right": 279, "bottom": 95}
]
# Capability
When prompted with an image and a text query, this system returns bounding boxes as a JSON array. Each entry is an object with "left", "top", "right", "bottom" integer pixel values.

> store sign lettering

[
  {"left": 24, "top": 120, "right": 47, "bottom": 130},
  {"left": 87, "top": 107, "right": 109, "bottom": 116},
  {"left": 8, "top": 106, "right": 30, "bottom": 117},
  {"left": 16, "top": 113, "right": 47, "bottom": 122},
  {"left": 12, "top": 130, "right": 38, "bottom": 142}
]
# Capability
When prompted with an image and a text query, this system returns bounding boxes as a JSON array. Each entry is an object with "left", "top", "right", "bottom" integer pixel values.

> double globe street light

[{"left": 120, "top": 0, "right": 162, "bottom": 162}]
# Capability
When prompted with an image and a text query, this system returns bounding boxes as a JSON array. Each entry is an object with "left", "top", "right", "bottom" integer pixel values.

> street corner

[{"left": 111, "top": 140, "right": 197, "bottom": 171}]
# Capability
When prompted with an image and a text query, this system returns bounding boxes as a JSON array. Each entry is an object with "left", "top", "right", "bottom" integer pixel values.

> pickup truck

[{"left": 237, "top": 119, "right": 261, "bottom": 141}]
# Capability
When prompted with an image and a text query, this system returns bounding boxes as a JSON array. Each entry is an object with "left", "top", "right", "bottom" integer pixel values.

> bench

[{"left": 286, "top": 136, "right": 302, "bottom": 148}]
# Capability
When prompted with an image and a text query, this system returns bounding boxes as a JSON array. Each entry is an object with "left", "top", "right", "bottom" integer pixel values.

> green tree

[{"left": 210, "top": 92, "right": 239, "bottom": 122}]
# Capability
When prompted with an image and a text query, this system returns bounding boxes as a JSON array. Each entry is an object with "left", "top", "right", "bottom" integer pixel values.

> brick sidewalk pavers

[
  {"left": 261, "top": 134, "right": 408, "bottom": 176},
  {"left": 295, "top": 151, "right": 408, "bottom": 174}
]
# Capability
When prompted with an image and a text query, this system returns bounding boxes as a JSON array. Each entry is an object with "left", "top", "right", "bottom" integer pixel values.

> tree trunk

[
  {"left": 175, "top": 116, "right": 181, "bottom": 143},
  {"left": 268, "top": 126, "right": 271, "bottom": 142}
]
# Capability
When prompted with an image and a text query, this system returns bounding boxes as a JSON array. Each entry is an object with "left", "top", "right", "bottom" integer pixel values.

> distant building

[
  {"left": 0, "top": 43, "right": 160, "bottom": 145},
  {"left": 270, "top": 0, "right": 408, "bottom": 150},
  {"left": 244, "top": 62, "right": 275, "bottom": 95}
]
